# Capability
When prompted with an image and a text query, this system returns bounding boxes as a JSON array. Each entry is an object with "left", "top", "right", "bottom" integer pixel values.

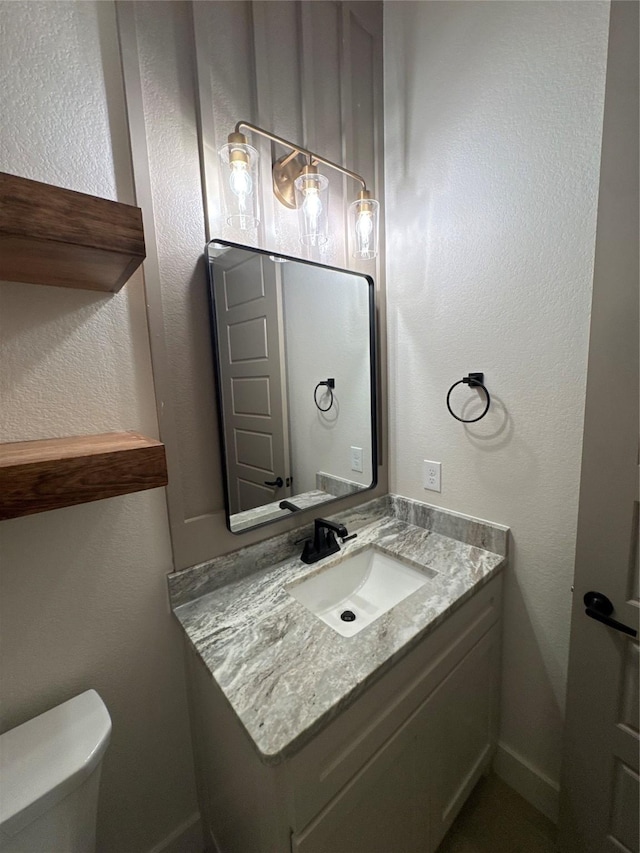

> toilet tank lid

[{"left": 0, "top": 689, "right": 112, "bottom": 838}]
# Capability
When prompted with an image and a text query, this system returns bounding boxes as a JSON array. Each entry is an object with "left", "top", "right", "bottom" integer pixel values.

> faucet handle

[
  {"left": 341, "top": 532, "right": 358, "bottom": 543},
  {"left": 300, "top": 538, "right": 317, "bottom": 563},
  {"left": 315, "top": 518, "right": 348, "bottom": 538}
]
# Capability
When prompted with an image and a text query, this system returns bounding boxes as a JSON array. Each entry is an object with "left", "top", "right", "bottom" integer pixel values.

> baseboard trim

[
  {"left": 146, "top": 812, "right": 203, "bottom": 853},
  {"left": 493, "top": 741, "right": 560, "bottom": 824}
]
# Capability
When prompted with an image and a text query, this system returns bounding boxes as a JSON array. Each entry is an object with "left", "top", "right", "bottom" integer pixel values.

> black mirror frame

[{"left": 205, "top": 238, "right": 378, "bottom": 535}]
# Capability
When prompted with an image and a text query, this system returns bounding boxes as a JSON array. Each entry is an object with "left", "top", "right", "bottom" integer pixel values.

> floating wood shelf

[
  {"left": 0, "top": 172, "right": 145, "bottom": 292},
  {"left": 0, "top": 432, "right": 168, "bottom": 520}
]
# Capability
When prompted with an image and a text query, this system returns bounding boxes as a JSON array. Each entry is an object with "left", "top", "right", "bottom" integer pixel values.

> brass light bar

[
  {"left": 219, "top": 121, "right": 379, "bottom": 258},
  {"left": 234, "top": 121, "right": 369, "bottom": 197}
]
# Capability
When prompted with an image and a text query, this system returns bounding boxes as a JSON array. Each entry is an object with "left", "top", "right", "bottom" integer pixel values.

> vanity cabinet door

[
  {"left": 291, "top": 719, "right": 425, "bottom": 853},
  {"left": 423, "top": 623, "right": 500, "bottom": 850}
]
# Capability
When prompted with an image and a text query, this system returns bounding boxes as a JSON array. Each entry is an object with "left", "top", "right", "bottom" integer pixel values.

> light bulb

[
  {"left": 229, "top": 161, "right": 252, "bottom": 215},
  {"left": 218, "top": 134, "right": 260, "bottom": 229},
  {"left": 229, "top": 161, "right": 252, "bottom": 197},
  {"left": 355, "top": 210, "right": 373, "bottom": 252},
  {"left": 301, "top": 188, "right": 323, "bottom": 241},
  {"left": 294, "top": 168, "right": 329, "bottom": 247},
  {"left": 350, "top": 194, "right": 379, "bottom": 260}
]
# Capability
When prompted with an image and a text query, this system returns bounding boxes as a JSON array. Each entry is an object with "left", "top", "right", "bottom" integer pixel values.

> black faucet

[{"left": 300, "top": 518, "right": 356, "bottom": 564}]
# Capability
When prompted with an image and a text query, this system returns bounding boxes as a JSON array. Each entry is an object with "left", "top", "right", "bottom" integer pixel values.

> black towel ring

[
  {"left": 446, "top": 373, "right": 491, "bottom": 423},
  {"left": 314, "top": 378, "right": 335, "bottom": 412}
]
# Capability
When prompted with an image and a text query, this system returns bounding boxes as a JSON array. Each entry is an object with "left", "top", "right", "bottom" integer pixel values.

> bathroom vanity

[{"left": 169, "top": 495, "right": 508, "bottom": 853}]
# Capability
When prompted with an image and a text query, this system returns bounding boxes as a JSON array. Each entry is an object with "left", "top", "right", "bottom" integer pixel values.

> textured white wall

[
  {"left": 283, "top": 263, "right": 373, "bottom": 492},
  {"left": 0, "top": 3, "right": 198, "bottom": 851},
  {"left": 384, "top": 0, "right": 610, "bottom": 801}
]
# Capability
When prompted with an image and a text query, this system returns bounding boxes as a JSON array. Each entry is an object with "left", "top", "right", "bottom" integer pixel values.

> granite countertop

[{"left": 169, "top": 495, "right": 508, "bottom": 765}]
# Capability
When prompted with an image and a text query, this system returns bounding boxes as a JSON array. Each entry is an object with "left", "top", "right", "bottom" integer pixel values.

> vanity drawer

[{"left": 284, "top": 572, "right": 503, "bottom": 832}]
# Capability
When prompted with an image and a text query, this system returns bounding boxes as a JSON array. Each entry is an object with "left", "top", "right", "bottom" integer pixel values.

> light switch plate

[
  {"left": 423, "top": 460, "right": 441, "bottom": 492},
  {"left": 351, "top": 446, "right": 364, "bottom": 473}
]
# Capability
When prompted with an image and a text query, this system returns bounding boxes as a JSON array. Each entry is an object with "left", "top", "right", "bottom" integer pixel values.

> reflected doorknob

[
  {"left": 583, "top": 591, "right": 637, "bottom": 637},
  {"left": 264, "top": 477, "right": 284, "bottom": 488}
]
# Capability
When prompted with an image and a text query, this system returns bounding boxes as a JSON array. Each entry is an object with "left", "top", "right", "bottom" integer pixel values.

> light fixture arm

[{"left": 235, "top": 121, "right": 368, "bottom": 192}]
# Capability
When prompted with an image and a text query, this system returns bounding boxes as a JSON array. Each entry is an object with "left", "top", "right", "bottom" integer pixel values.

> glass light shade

[
  {"left": 294, "top": 170, "right": 329, "bottom": 247},
  {"left": 218, "top": 141, "right": 260, "bottom": 229},
  {"left": 350, "top": 196, "right": 379, "bottom": 260}
]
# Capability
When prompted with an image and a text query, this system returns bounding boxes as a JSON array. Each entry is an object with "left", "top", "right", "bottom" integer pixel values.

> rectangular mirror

[{"left": 206, "top": 239, "right": 377, "bottom": 533}]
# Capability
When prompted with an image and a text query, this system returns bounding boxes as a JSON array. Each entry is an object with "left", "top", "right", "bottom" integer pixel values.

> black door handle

[
  {"left": 583, "top": 591, "right": 637, "bottom": 637},
  {"left": 264, "top": 477, "right": 284, "bottom": 488}
]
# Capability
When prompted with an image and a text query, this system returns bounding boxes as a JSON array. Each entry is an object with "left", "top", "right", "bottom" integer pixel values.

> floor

[{"left": 436, "top": 775, "right": 558, "bottom": 853}]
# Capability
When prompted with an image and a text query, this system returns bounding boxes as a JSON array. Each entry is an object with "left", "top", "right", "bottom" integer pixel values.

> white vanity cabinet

[{"left": 185, "top": 573, "right": 502, "bottom": 853}]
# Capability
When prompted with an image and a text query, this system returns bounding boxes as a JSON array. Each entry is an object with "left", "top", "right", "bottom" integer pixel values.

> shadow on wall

[
  {"left": 500, "top": 535, "right": 566, "bottom": 786},
  {"left": 0, "top": 282, "right": 129, "bottom": 438},
  {"left": 175, "top": 252, "right": 222, "bottom": 520},
  {"left": 95, "top": 0, "right": 135, "bottom": 205},
  {"left": 457, "top": 393, "right": 539, "bottom": 493},
  {"left": 458, "top": 391, "right": 512, "bottom": 447}
]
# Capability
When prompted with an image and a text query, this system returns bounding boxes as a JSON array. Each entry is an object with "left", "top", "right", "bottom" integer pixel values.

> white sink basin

[{"left": 286, "top": 547, "right": 433, "bottom": 637}]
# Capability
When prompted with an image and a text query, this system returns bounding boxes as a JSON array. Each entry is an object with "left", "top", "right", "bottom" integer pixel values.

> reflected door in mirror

[{"left": 213, "top": 251, "right": 291, "bottom": 514}]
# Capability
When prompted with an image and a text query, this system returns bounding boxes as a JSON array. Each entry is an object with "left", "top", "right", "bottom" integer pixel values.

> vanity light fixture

[{"left": 218, "top": 121, "right": 379, "bottom": 259}]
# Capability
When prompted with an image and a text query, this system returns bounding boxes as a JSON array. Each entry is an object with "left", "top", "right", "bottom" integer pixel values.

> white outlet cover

[
  {"left": 423, "top": 460, "right": 441, "bottom": 492},
  {"left": 351, "top": 446, "right": 364, "bottom": 473}
]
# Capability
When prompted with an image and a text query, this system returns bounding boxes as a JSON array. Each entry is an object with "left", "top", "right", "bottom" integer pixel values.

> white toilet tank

[{"left": 0, "top": 690, "right": 111, "bottom": 853}]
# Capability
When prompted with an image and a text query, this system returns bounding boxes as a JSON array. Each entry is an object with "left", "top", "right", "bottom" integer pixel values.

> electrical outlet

[
  {"left": 351, "top": 446, "right": 363, "bottom": 473},
  {"left": 423, "top": 460, "right": 441, "bottom": 492}
]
